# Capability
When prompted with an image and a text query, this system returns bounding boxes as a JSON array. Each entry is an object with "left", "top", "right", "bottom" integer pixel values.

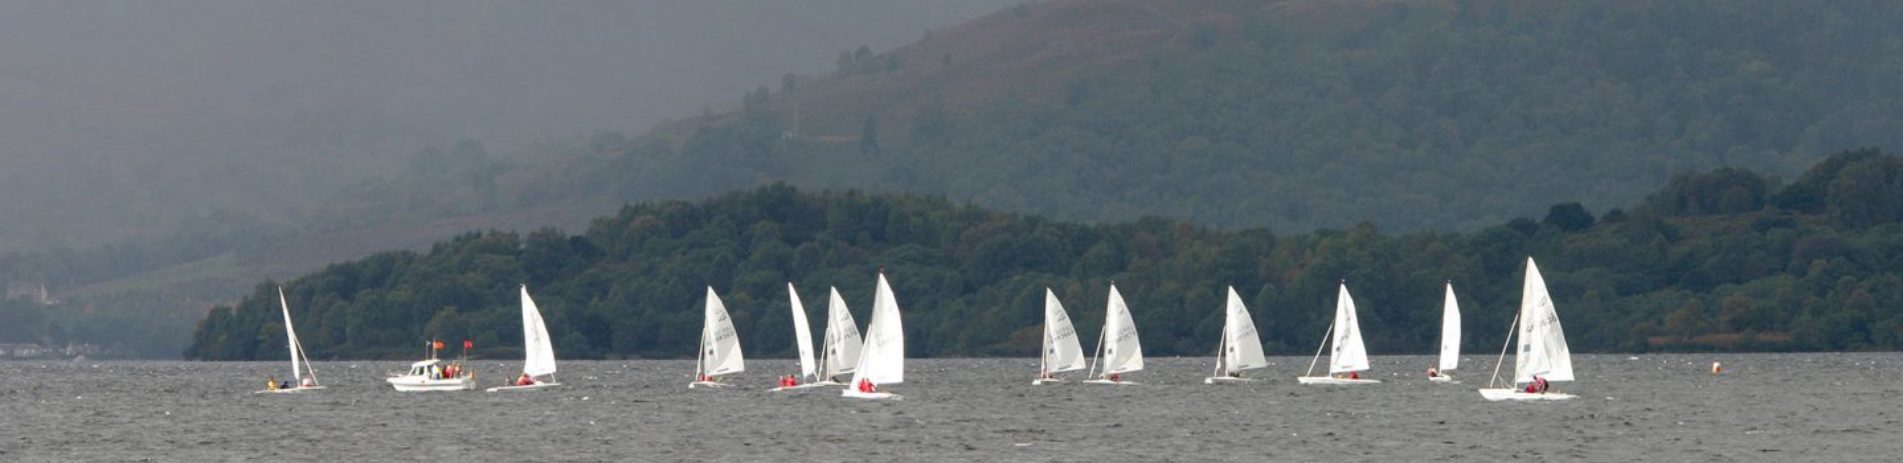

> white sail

[
  {"left": 1042, "top": 289, "right": 1087, "bottom": 373},
  {"left": 849, "top": 274, "right": 904, "bottom": 385},
  {"left": 1513, "top": 258, "right": 1573, "bottom": 383},
  {"left": 519, "top": 285, "right": 558, "bottom": 378},
  {"left": 699, "top": 287, "right": 746, "bottom": 377},
  {"left": 1329, "top": 283, "right": 1371, "bottom": 374},
  {"left": 1097, "top": 285, "right": 1145, "bottom": 375},
  {"left": 1220, "top": 286, "right": 1268, "bottom": 373},
  {"left": 821, "top": 287, "right": 863, "bottom": 379},
  {"left": 277, "top": 287, "right": 316, "bottom": 385},
  {"left": 1439, "top": 282, "right": 1461, "bottom": 372},
  {"left": 787, "top": 283, "right": 817, "bottom": 378}
]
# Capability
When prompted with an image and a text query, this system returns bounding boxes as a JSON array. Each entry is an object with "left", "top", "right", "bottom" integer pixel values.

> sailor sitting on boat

[
  {"left": 517, "top": 373, "right": 536, "bottom": 386},
  {"left": 1426, "top": 368, "right": 1440, "bottom": 378},
  {"left": 266, "top": 376, "right": 280, "bottom": 391},
  {"left": 1524, "top": 376, "right": 1550, "bottom": 394}
]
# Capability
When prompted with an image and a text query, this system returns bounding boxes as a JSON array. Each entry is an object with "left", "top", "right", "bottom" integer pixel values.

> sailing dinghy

[
  {"left": 690, "top": 287, "right": 745, "bottom": 389},
  {"left": 816, "top": 287, "right": 861, "bottom": 385},
  {"left": 1033, "top": 288, "right": 1087, "bottom": 385},
  {"left": 1205, "top": 286, "right": 1268, "bottom": 384},
  {"left": 842, "top": 273, "right": 904, "bottom": 400},
  {"left": 258, "top": 287, "right": 323, "bottom": 393},
  {"left": 1430, "top": 282, "right": 1460, "bottom": 383},
  {"left": 1297, "top": 283, "right": 1381, "bottom": 384},
  {"left": 1479, "top": 258, "right": 1577, "bottom": 401},
  {"left": 772, "top": 283, "right": 830, "bottom": 391},
  {"left": 1083, "top": 285, "right": 1144, "bottom": 385},
  {"left": 488, "top": 285, "right": 561, "bottom": 391}
]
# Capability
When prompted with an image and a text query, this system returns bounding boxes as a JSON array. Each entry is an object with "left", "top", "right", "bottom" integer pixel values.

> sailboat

[
  {"left": 1083, "top": 284, "right": 1144, "bottom": 385},
  {"left": 257, "top": 287, "right": 323, "bottom": 393},
  {"left": 487, "top": 285, "right": 561, "bottom": 392},
  {"left": 773, "top": 283, "right": 830, "bottom": 391},
  {"left": 842, "top": 273, "right": 904, "bottom": 400},
  {"left": 690, "top": 287, "right": 746, "bottom": 389},
  {"left": 1298, "top": 283, "right": 1381, "bottom": 384},
  {"left": 816, "top": 287, "right": 862, "bottom": 385},
  {"left": 1205, "top": 286, "right": 1268, "bottom": 384},
  {"left": 1480, "top": 258, "right": 1577, "bottom": 401},
  {"left": 1430, "top": 282, "right": 1460, "bottom": 383},
  {"left": 1032, "top": 288, "right": 1087, "bottom": 385}
]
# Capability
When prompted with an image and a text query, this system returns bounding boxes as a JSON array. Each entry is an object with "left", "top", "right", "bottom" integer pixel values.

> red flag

[{"left": 463, "top": 340, "right": 473, "bottom": 350}]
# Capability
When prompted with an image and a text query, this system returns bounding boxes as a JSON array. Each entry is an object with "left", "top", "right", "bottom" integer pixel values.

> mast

[
  {"left": 1488, "top": 310, "right": 1520, "bottom": 388},
  {"left": 1303, "top": 320, "right": 1335, "bottom": 377},
  {"left": 1085, "top": 323, "right": 1108, "bottom": 379},
  {"left": 1212, "top": 320, "right": 1229, "bottom": 377}
]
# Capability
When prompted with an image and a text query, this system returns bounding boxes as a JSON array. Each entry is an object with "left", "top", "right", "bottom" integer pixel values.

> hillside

[
  {"left": 182, "top": 149, "right": 1903, "bottom": 360},
  {"left": 20, "top": 0, "right": 1903, "bottom": 357}
]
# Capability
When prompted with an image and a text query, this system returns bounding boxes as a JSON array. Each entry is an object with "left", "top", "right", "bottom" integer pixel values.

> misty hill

[{"left": 179, "top": 148, "right": 1903, "bottom": 360}]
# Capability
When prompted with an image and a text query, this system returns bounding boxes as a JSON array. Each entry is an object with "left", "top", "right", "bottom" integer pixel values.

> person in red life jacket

[
  {"left": 857, "top": 378, "right": 875, "bottom": 393},
  {"left": 1524, "top": 376, "right": 1549, "bottom": 393},
  {"left": 1348, "top": 371, "right": 1359, "bottom": 380},
  {"left": 1107, "top": 373, "right": 1121, "bottom": 382},
  {"left": 517, "top": 373, "right": 535, "bottom": 386}
]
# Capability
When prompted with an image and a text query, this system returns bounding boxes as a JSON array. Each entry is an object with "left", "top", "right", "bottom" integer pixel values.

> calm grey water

[{"left": 5, "top": 354, "right": 1900, "bottom": 461}]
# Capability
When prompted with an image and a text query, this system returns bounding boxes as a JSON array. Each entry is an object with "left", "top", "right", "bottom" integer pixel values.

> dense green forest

[{"left": 187, "top": 149, "right": 1903, "bottom": 360}]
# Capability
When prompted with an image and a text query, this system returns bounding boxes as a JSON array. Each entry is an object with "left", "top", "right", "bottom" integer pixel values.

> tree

[{"left": 1542, "top": 202, "right": 1595, "bottom": 232}]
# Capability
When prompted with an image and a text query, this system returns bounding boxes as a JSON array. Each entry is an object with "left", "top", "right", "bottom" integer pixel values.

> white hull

[
  {"left": 254, "top": 385, "right": 326, "bottom": 394},
  {"left": 1428, "top": 375, "right": 1455, "bottom": 383},
  {"left": 688, "top": 380, "right": 736, "bottom": 389},
  {"left": 387, "top": 376, "right": 475, "bottom": 392},
  {"left": 1082, "top": 379, "right": 1141, "bottom": 386},
  {"left": 770, "top": 382, "right": 835, "bottom": 392},
  {"left": 486, "top": 382, "right": 560, "bottom": 392},
  {"left": 1032, "top": 378, "right": 1066, "bottom": 385},
  {"left": 1479, "top": 388, "right": 1577, "bottom": 401},
  {"left": 1297, "top": 376, "right": 1382, "bottom": 385},
  {"left": 1204, "top": 376, "right": 1258, "bottom": 384},
  {"left": 841, "top": 389, "right": 901, "bottom": 400}
]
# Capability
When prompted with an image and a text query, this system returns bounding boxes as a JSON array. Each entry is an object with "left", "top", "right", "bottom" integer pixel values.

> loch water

[{"left": 5, "top": 353, "right": 1900, "bottom": 461}]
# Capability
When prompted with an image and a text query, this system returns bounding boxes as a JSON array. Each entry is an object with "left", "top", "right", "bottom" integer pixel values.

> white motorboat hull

[
  {"left": 1429, "top": 375, "right": 1455, "bottom": 383},
  {"left": 1082, "top": 379, "right": 1141, "bottom": 386},
  {"left": 1297, "top": 376, "right": 1382, "bottom": 385},
  {"left": 254, "top": 385, "right": 326, "bottom": 394},
  {"left": 841, "top": 389, "right": 901, "bottom": 400},
  {"left": 388, "top": 376, "right": 475, "bottom": 392},
  {"left": 1479, "top": 388, "right": 1577, "bottom": 401},
  {"left": 1204, "top": 376, "right": 1257, "bottom": 384},
  {"left": 486, "top": 382, "right": 560, "bottom": 392},
  {"left": 689, "top": 381, "right": 735, "bottom": 389}
]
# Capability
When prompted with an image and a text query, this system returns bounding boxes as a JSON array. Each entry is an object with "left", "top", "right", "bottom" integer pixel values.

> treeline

[{"left": 187, "top": 149, "right": 1903, "bottom": 360}]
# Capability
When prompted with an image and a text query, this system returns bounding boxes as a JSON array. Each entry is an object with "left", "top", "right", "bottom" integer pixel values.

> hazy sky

[{"left": 0, "top": 0, "right": 1014, "bottom": 248}]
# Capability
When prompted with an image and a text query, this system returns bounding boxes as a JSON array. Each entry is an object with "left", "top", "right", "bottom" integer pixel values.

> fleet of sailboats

[
  {"left": 690, "top": 287, "right": 746, "bottom": 389},
  {"left": 1298, "top": 283, "right": 1380, "bottom": 384},
  {"left": 1033, "top": 288, "right": 1086, "bottom": 385},
  {"left": 842, "top": 273, "right": 905, "bottom": 400},
  {"left": 1205, "top": 287, "right": 1268, "bottom": 384},
  {"left": 1083, "top": 285, "right": 1144, "bottom": 385},
  {"left": 487, "top": 285, "right": 561, "bottom": 392},
  {"left": 267, "top": 263, "right": 1584, "bottom": 401},
  {"left": 1479, "top": 258, "right": 1578, "bottom": 401}
]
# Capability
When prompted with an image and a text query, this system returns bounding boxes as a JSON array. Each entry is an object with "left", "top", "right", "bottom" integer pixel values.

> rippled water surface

[{"left": 6, "top": 354, "right": 1902, "bottom": 461}]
